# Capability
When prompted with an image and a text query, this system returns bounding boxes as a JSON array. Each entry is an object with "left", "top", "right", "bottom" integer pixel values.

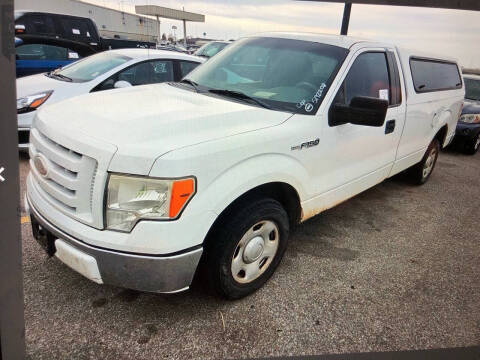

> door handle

[{"left": 385, "top": 119, "right": 396, "bottom": 134}]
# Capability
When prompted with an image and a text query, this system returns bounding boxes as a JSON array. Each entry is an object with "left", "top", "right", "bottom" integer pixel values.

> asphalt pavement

[{"left": 18, "top": 149, "right": 480, "bottom": 359}]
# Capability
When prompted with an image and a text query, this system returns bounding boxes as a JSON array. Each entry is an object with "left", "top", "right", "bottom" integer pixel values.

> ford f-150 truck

[{"left": 25, "top": 33, "right": 464, "bottom": 299}]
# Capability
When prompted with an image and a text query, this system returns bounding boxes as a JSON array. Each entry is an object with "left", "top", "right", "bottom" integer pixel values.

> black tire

[
  {"left": 463, "top": 133, "right": 480, "bottom": 155},
  {"left": 204, "top": 198, "right": 289, "bottom": 300},
  {"left": 408, "top": 138, "right": 440, "bottom": 185}
]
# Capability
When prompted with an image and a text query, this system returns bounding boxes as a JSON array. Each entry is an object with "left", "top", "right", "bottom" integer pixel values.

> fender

[
  {"left": 430, "top": 109, "right": 451, "bottom": 147},
  {"left": 151, "top": 148, "right": 309, "bottom": 229},
  {"left": 200, "top": 153, "right": 308, "bottom": 217}
]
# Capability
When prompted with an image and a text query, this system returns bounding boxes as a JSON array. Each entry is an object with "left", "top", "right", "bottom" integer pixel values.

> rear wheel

[
  {"left": 204, "top": 198, "right": 289, "bottom": 300},
  {"left": 464, "top": 133, "right": 480, "bottom": 155},
  {"left": 408, "top": 138, "right": 440, "bottom": 185}
]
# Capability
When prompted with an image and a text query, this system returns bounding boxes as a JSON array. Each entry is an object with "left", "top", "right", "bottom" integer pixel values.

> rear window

[
  {"left": 28, "top": 15, "right": 55, "bottom": 35},
  {"left": 410, "top": 58, "right": 462, "bottom": 93},
  {"left": 16, "top": 44, "right": 68, "bottom": 60}
]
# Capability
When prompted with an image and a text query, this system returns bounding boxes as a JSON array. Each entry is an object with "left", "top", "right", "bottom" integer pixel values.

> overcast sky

[{"left": 86, "top": 0, "right": 480, "bottom": 68}]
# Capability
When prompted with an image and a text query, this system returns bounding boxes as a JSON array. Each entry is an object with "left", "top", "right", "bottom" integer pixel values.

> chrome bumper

[{"left": 27, "top": 195, "right": 203, "bottom": 294}]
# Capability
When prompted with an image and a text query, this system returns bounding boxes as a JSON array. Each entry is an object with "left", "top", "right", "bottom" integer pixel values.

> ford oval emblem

[{"left": 33, "top": 154, "right": 49, "bottom": 178}]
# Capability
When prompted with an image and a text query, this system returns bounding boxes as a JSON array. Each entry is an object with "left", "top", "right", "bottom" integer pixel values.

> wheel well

[
  {"left": 434, "top": 125, "right": 448, "bottom": 147},
  {"left": 203, "top": 182, "right": 302, "bottom": 244}
]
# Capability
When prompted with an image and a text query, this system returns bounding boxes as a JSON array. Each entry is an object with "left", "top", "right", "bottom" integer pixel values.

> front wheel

[
  {"left": 204, "top": 198, "right": 289, "bottom": 300},
  {"left": 408, "top": 138, "right": 440, "bottom": 185}
]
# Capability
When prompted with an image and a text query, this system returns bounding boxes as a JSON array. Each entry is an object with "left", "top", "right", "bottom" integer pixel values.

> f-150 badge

[{"left": 291, "top": 138, "right": 320, "bottom": 151}]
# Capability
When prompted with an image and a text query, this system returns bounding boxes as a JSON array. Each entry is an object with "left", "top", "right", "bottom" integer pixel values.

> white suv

[{"left": 26, "top": 33, "right": 464, "bottom": 299}]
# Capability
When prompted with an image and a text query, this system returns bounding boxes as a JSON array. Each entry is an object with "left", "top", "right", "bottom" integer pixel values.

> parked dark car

[
  {"left": 15, "top": 11, "right": 102, "bottom": 51},
  {"left": 15, "top": 35, "right": 96, "bottom": 77},
  {"left": 454, "top": 74, "right": 480, "bottom": 154},
  {"left": 14, "top": 11, "right": 155, "bottom": 77}
]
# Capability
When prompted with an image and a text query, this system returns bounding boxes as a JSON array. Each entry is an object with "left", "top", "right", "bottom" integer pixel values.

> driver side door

[{"left": 315, "top": 48, "right": 403, "bottom": 200}]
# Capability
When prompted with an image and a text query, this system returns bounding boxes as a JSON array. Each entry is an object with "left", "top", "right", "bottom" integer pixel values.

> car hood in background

[
  {"left": 36, "top": 83, "right": 293, "bottom": 174},
  {"left": 16, "top": 73, "right": 76, "bottom": 98}
]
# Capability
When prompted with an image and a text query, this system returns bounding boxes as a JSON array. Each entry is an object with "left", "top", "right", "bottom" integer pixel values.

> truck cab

[{"left": 26, "top": 33, "right": 464, "bottom": 299}]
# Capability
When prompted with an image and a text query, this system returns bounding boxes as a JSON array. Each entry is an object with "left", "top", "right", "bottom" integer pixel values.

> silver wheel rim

[
  {"left": 475, "top": 136, "right": 480, "bottom": 150},
  {"left": 231, "top": 220, "right": 279, "bottom": 284},
  {"left": 422, "top": 146, "right": 437, "bottom": 179}
]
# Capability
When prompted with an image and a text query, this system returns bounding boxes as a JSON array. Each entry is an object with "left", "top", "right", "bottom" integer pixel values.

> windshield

[
  {"left": 465, "top": 77, "right": 480, "bottom": 101},
  {"left": 186, "top": 37, "right": 348, "bottom": 114},
  {"left": 195, "top": 42, "right": 229, "bottom": 58},
  {"left": 52, "top": 52, "right": 131, "bottom": 82},
  {"left": 14, "top": 11, "right": 23, "bottom": 20}
]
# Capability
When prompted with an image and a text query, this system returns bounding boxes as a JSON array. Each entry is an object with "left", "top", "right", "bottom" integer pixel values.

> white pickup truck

[{"left": 26, "top": 33, "right": 464, "bottom": 299}]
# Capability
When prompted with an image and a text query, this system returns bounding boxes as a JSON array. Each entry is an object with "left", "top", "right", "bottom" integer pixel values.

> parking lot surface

[{"left": 19, "top": 150, "right": 480, "bottom": 359}]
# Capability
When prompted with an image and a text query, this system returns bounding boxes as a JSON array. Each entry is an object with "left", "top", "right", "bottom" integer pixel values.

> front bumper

[
  {"left": 454, "top": 122, "right": 480, "bottom": 142},
  {"left": 27, "top": 194, "right": 203, "bottom": 293}
]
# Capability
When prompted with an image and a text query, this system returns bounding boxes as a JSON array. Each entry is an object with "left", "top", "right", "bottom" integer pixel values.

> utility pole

[
  {"left": 182, "top": 6, "right": 187, "bottom": 47},
  {"left": 0, "top": 0, "right": 26, "bottom": 359},
  {"left": 340, "top": 2, "right": 352, "bottom": 35}
]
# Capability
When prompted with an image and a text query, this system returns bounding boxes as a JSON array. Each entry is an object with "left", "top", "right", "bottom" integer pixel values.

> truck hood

[
  {"left": 16, "top": 73, "right": 76, "bottom": 98},
  {"left": 36, "top": 83, "right": 292, "bottom": 174}
]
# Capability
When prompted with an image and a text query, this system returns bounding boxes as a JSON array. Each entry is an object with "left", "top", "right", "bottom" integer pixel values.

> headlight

[
  {"left": 459, "top": 113, "right": 480, "bottom": 124},
  {"left": 106, "top": 174, "right": 196, "bottom": 232},
  {"left": 17, "top": 90, "right": 53, "bottom": 114}
]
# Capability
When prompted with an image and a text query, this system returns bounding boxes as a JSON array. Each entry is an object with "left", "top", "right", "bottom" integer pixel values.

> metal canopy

[
  {"left": 135, "top": 5, "right": 205, "bottom": 47},
  {"left": 135, "top": 5, "right": 205, "bottom": 22},
  {"left": 297, "top": 0, "right": 480, "bottom": 35}
]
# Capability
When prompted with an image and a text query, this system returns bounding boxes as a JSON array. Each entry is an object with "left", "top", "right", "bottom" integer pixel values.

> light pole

[
  {"left": 172, "top": 25, "right": 177, "bottom": 43},
  {"left": 156, "top": 15, "right": 161, "bottom": 45},
  {"left": 182, "top": 7, "right": 187, "bottom": 47}
]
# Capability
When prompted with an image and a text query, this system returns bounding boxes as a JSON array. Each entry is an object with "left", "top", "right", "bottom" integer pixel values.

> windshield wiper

[
  {"left": 208, "top": 88, "right": 272, "bottom": 110},
  {"left": 49, "top": 72, "right": 72, "bottom": 82},
  {"left": 179, "top": 79, "right": 201, "bottom": 93}
]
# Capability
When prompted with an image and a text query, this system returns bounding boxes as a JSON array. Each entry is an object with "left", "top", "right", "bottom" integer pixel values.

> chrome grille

[{"left": 29, "top": 128, "right": 98, "bottom": 226}]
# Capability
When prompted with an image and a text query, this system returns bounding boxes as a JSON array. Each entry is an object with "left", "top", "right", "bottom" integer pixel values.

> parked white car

[
  {"left": 26, "top": 33, "right": 464, "bottom": 299},
  {"left": 17, "top": 48, "right": 204, "bottom": 150}
]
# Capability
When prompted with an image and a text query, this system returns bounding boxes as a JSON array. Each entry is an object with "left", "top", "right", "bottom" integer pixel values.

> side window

[
  {"left": 410, "top": 58, "right": 461, "bottom": 92},
  {"left": 28, "top": 15, "right": 55, "bottom": 35},
  {"left": 334, "top": 52, "right": 391, "bottom": 106},
  {"left": 93, "top": 60, "right": 174, "bottom": 91},
  {"left": 16, "top": 44, "right": 69, "bottom": 60},
  {"left": 180, "top": 61, "right": 200, "bottom": 78},
  {"left": 60, "top": 18, "right": 90, "bottom": 40}
]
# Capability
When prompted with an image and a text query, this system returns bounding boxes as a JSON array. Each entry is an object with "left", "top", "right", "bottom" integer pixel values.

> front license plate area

[{"left": 31, "top": 215, "right": 56, "bottom": 257}]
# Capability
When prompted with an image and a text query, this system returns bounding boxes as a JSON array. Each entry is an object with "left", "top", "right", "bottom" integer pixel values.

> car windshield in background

[
  {"left": 464, "top": 77, "right": 480, "bottom": 101},
  {"left": 51, "top": 52, "right": 131, "bottom": 82},
  {"left": 186, "top": 37, "right": 348, "bottom": 114},
  {"left": 195, "top": 42, "right": 229, "bottom": 58}
]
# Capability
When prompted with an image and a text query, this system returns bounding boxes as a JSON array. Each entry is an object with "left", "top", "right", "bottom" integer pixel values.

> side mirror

[
  {"left": 114, "top": 80, "right": 132, "bottom": 89},
  {"left": 329, "top": 96, "right": 388, "bottom": 127}
]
